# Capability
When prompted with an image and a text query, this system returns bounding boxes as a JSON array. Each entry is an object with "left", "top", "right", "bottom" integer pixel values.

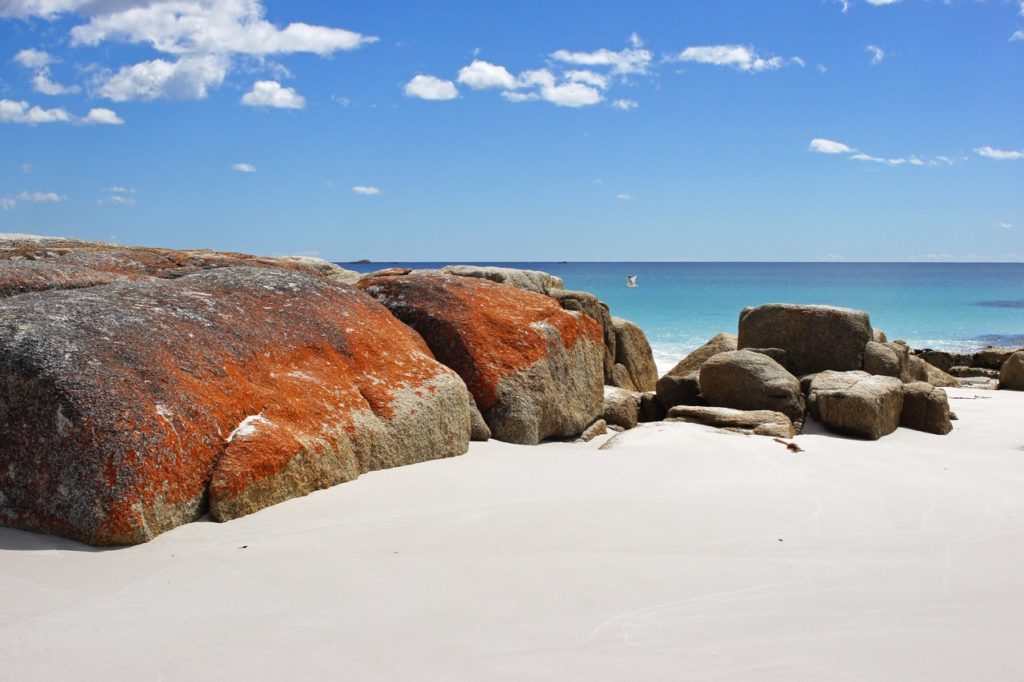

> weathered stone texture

[
  {"left": 611, "top": 317, "right": 659, "bottom": 392},
  {"left": 900, "top": 382, "right": 953, "bottom": 435},
  {"left": 666, "top": 406, "right": 796, "bottom": 438},
  {"left": 1000, "top": 351, "right": 1024, "bottom": 390},
  {"left": 0, "top": 267, "right": 470, "bottom": 545},
  {"left": 699, "top": 350, "right": 806, "bottom": 429},
  {"left": 738, "top": 304, "right": 872, "bottom": 376},
  {"left": 359, "top": 272, "right": 603, "bottom": 445},
  {"left": 807, "top": 371, "right": 904, "bottom": 440}
]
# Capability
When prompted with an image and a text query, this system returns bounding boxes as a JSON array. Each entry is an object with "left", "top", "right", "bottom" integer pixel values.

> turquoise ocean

[{"left": 343, "top": 262, "right": 1024, "bottom": 371}]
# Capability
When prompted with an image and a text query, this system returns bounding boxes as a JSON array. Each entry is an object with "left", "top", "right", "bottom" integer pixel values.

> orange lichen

[
  {"left": 358, "top": 273, "right": 602, "bottom": 411},
  {"left": 0, "top": 266, "right": 459, "bottom": 545}
]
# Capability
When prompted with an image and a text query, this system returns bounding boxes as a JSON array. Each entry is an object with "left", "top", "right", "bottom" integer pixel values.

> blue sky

[{"left": 0, "top": 0, "right": 1021, "bottom": 261}]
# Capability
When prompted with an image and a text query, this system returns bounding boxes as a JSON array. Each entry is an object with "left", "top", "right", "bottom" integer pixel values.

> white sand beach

[{"left": 2, "top": 386, "right": 1023, "bottom": 681}]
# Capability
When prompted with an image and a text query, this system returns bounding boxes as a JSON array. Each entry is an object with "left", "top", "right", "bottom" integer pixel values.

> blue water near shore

[{"left": 343, "top": 262, "right": 1024, "bottom": 369}]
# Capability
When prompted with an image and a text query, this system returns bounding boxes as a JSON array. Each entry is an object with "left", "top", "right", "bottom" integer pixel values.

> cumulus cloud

[
  {"left": 0, "top": 0, "right": 84, "bottom": 19},
  {"left": 241, "top": 80, "right": 305, "bottom": 109},
  {"left": 82, "top": 107, "right": 123, "bottom": 124},
  {"left": 14, "top": 48, "right": 55, "bottom": 68},
  {"left": 452, "top": 36, "right": 648, "bottom": 109},
  {"left": 672, "top": 44, "right": 793, "bottom": 72},
  {"left": 975, "top": 146, "right": 1024, "bottom": 160},
  {"left": 352, "top": 185, "right": 381, "bottom": 195},
  {"left": 550, "top": 45, "right": 652, "bottom": 75},
  {"left": 32, "top": 68, "right": 82, "bottom": 95},
  {"left": 232, "top": 162, "right": 256, "bottom": 172},
  {"left": 1013, "top": 30, "right": 1023, "bottom": 41},
  {"left": 564, "top": 70, "right": 610, "bottom": 89},
  {"left": 866, "top": 45, "right": 885, "bottom": 65},
  {"left": 809, "top": 138, "right": 856, "bottom": 154},
  {"left": 68, "top": 0, "right": 376, "bottom": 56},
  {"left": 0, "top": 98, "right": 71, "bottom": 123},
  {"left": 96, "top": 55, "right": 228, "bottom": 101},
  {"left": 501, "top": 91, "right": 539, "bottom": 103},
  {"left": 540, "top": 81, "right": 602, "bottom": 107},
  {"left": 6, "top": 1, "right": 377, "bottom": 104},
  {"left": 457, "top": 60, "right": 517, "bottom": 90},
  {"left": 404, "top": 75, "right": 458, "bottom": 101}
]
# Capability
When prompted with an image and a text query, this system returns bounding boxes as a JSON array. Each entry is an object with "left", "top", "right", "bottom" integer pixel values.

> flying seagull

[{"left": 626, "top": 275, "right": 638, "bottom": 288}]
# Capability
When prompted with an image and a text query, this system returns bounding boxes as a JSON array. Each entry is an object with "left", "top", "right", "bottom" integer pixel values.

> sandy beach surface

[{"left": 2, "top": 387, "right": 1023, "bottom": 681}]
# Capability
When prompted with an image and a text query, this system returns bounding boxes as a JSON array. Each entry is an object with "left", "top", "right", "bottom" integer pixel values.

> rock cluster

[
  {"left": 0, "top": 236, "right": 989, "bottom": 546},
  {"left": 654, "top": 303, "right": 959, "bottom": 441},
  {"left": 0, "top": 237, "right": 665, "bottom": 545}
]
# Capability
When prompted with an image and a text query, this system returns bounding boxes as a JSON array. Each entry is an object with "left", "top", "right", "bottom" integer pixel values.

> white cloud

[
  {"left": 550, "top": 45, "right": 652, "bottom": 75},
  {"left": 865, "top": 0, "right": 901, "bottom": 5},
  {"left": 809, "top": 138, "right": 856, "bottom": 154},
  {"left": 0, "top": 197, "right": 15, "bottom": 210},
  {"left": 14, "top": 48, "right": 55, "bottom": 68},
  {"left": 403, "top": 74, "right": 458, "bottom": 101},
  {"left": 21, "top": 163, "right": 33, "bottom": 174},
  {"left": 501, "top": 91, "right": 539, "bottom": 103},
  {"left": 96, "top": 55, "right": 228, "bottom": 101},
  {"left": 1013, "top": 30, "right": 1023, "bottom": 41},
  {"left": 0, "top": 98, "right": 71, "bottom": 124},
  {"left": 82, "top": 107, "right": 124, "bottom": 124},
  {"left": 975, "top": 146, "right": 1024, "bottom": 160},
  {"left": 241, "top": 80, "right": 305, "bottom": 109},
  {"left": 107, "top": 185, "right": 135, "bottom": 193},
  {"left": 866, "top": 45, "right": 885, "bottom": 65},
  {"left": 672, "top": 45, "right": 790, "bottom": 73},
  {"left": 812, "top": 138, "right": 953, "bottom": 167},
  {"left": 539, "top": 81, "right": 602, "bottom": 107},
  {"left": 564, "top": 70, "right": 610, "bottom": 89},
  {"left": 836, "top": 0, "right": 850, "bottom": 13},
  {"left": 18, "top": 190, "right": 66, "bottom": 203},
  {"left": 611, "top": 98, "right": 638, "bottom": 111},
  {"left": 69, "top": 0, "right": 377, "bottom": 57},
  {"left": 31, "top": 67, "right": 82, "bottom": 95},
  {"left": 0, "top": 0, "right": 84, "bottom": 20},
  {"left": 457, "top": 60, "right": 517, "bottom": 90},
  {"left": 352, "top": 186, "right": 381, "bottom": 195},
  {"left": 232, "top": 162, "right": 257, "bottom": 173},
  {"left": 999, "top": 222, "right": 1013, "bottom": 229},
  {"left": 628, "top": 33, "right": 643, "bottom": 49},
  {"left": 616, "top": 193, "right": 637, "bottom": 200},
  {"left": 7, "top": 1, "right": 377, "bottom": 104}
]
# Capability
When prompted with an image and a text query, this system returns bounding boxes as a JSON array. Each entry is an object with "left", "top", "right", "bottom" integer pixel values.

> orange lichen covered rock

[
  {"left": 0, "top": 267, "right": 470, "bottom": 545},
  {"left": 358, "top": 272, "right": 604, "bottom": 444},
  {"left": 0, "top": 234, "right": 359, "bottom": 297}
]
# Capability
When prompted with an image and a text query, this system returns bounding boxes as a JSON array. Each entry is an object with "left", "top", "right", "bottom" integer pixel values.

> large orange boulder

[
  {"left": 0, "top": 234, "right": 359, "bottom": 297},
  {"left": 0, "top": 267, "right": 471, "bottom": 545},
  {"left": 358, "top": 272, "right": 604, "bottom": 444}
]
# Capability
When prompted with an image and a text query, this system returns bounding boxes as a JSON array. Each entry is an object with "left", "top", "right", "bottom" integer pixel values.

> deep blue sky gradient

[{"left": 1, "top": 1, "right": 1021, "bottom": 261}]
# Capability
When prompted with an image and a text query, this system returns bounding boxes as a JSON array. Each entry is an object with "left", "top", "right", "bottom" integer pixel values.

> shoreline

[{"left": 2, "top": 386, "right": 1022, "bottom": 680}]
